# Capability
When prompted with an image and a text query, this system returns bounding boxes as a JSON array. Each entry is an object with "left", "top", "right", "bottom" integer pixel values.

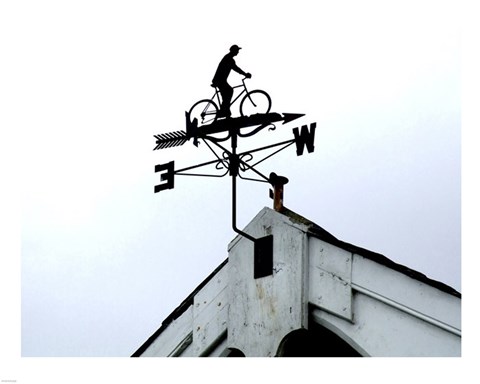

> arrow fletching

[{"left": 153, "top": 131, "right": 188, "bottom": 150}]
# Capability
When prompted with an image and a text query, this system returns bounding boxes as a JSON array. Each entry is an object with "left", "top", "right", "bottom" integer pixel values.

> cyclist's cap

[{"left": 230, "top": 44, "right": 241, "bottom": 52}]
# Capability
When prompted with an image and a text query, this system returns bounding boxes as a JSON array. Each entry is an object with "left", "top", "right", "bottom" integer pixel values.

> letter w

[{"left": 293, "top": 123, "right": 316, "bottom": 156}]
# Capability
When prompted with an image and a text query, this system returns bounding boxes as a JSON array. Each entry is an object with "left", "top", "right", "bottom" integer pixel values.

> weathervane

[{"left": 153, "top": 45, "right": 316, "bottom": 278}]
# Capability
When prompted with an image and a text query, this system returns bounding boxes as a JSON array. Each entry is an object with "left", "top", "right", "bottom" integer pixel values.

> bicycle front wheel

[
  {"left": 188, "top": 99, "right": 219, "bottom": 126},
  {"left": 240, "top": 90, "right": 272, "bottom": 117}
]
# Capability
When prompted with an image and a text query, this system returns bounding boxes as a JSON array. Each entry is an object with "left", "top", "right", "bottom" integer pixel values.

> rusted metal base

[{"left": 269, "top": 172, "right": 289, "bottom": 211}]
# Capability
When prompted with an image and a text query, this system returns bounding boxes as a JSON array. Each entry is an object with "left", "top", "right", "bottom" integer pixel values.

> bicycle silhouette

[{"left": 189, "top": 77, "right": 271, "bottom": 126}]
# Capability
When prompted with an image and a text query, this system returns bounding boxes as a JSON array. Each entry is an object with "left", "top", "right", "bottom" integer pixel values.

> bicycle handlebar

[{"left": 241, "top": 75, "right": 252, "bottom": 86}]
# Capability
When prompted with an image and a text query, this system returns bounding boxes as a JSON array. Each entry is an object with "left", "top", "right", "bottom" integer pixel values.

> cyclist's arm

[{"left": 231, "top": 63, "right": 249, "bottom": 77}]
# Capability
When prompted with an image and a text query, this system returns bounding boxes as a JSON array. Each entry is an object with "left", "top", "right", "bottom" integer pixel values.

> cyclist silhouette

[{"left": 212, "top": 45, "right": 251, "bottom": 118}]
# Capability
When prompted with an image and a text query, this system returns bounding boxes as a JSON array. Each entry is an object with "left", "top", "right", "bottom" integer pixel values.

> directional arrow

[
  {"left": 153, "top": 130, "right": 188, "bottom": 150},
  {"left": 279, "top": 113, "right": 306, "bottom": 125},
  {"left": 153, "top": 112, "right": 305, "bottom": 151},
  {"left": 188, "top": 112, "right": 304, "bottom": 136}
]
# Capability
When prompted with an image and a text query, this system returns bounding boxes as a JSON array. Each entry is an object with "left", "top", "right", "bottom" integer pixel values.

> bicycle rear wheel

[
  {"left": 188, "top": 99, "right": 219, "bottom": 126},
  {"left": 240, "top": 90, "right": 272, "bottom": 117}
]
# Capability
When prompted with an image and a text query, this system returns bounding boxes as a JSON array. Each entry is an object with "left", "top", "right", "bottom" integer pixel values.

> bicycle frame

[
  {"left": 212, "top": 78, "right": 252, "bottom": 108},
  {"left": 189, "top": 77, "right": 268, "bottom": 125}
]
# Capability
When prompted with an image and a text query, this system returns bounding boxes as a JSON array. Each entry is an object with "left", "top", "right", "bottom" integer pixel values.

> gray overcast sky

[{"left": 2, "top": 0, "right": 466, "bottom": 363}]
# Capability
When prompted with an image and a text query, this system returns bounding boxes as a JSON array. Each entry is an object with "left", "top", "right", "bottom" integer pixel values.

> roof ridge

[{"left": 279, "top": 206, "right": 461, "bottom": 298}]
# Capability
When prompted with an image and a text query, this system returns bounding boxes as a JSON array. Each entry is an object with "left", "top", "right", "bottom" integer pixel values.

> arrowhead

[{"left": 282, "top": 113, "right": 305, "bottom": 124}]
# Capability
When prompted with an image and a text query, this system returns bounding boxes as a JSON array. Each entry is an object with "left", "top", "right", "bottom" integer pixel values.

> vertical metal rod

[{"left": 230, "top": 127, "right": 256, "bottom": 243}]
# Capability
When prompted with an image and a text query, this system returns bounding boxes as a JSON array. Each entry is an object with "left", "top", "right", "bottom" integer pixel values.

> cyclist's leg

[{"left": 218, "top": 83, "right": 233, "bottom": 117}]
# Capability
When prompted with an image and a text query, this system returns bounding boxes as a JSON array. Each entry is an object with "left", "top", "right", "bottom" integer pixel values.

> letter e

[{"left": 154, "top": 161, "right": 175, "bottom": 193}]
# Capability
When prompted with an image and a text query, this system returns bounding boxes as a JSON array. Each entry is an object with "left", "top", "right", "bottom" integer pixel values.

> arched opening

[
  {"left": 220, "top": 347, "right": 246, "bottom": 357},
  {"left": 276, "top": 323, "right": 362, "bottom": 357}
]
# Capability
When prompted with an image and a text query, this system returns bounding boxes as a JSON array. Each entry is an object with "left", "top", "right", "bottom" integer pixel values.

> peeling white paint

[{"left": 135, "top": 207, "right": 461, "bottom": 357}]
